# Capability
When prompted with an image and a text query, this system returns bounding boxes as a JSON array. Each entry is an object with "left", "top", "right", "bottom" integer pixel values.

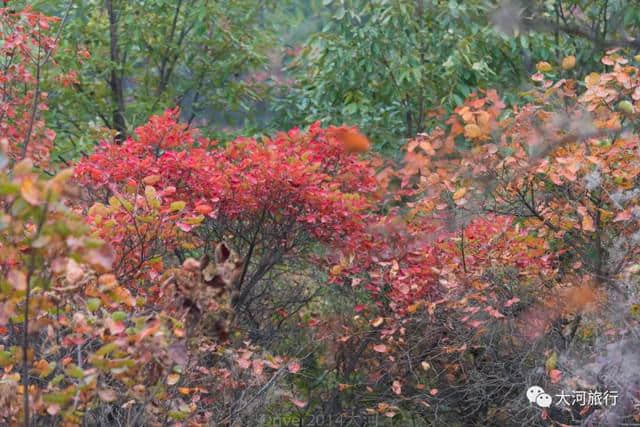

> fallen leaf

[
  {"left": 392, "top": 380, "right": 402, "bottom": 395},
  {"left": 98, "top": 388, "right": 117, "bottom": 402},
  {"left": 373, "top": 344, "right": 388, "bottom": 353},
  {"left": 504, "top": 297, "right": 520, "bottom": 308},
  {"left": 287, "top": 361, "right": 301, "bottom": 374},
  {"left": 289, "top": 397, "right": 308, "bottom": 408},
  {"left": 167, "top": 373, "right": 180, "bottom": 386},
  {"left": 549, "top": 369, "right": 563, "bottom": 384}
]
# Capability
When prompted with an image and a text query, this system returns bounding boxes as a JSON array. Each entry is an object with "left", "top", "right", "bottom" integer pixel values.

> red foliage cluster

[
  {"left": 0, "top": 7, "right": 59, "bottom": 166},
  {"left": 74, "top": 109, "right": 379, "bottom": 290}
]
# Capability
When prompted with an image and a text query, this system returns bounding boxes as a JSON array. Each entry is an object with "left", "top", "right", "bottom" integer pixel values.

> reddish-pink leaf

[
  {"left": 287, "top": 361, "right": 301, "bottom": 374},
  {"left": 373, "top": 344, "right": 388, "bottom": 353},
  {"left": 549, "top": 369, "right": 563, "bottom": 384},
  {"left": 504, "top": 297, "right": 520, "bottom": 308},
  {"left": 392, "top": 380, "right": 402, "bottom": 395},
  {"left": 289, "top": 397, "right": 308, "bottom": 408}
]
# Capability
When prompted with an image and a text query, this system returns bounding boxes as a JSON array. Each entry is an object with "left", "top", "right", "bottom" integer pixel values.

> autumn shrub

[
  {"left": 73, "top": 113, "right": 380, "bottom": 343},
  {"left": 306, "top": 53, "right": 640, "bottom": 425}
]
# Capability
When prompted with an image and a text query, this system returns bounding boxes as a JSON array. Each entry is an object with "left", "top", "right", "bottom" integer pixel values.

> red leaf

[{"left": 549, "top": 369, "right": 563, "bottom": 384}]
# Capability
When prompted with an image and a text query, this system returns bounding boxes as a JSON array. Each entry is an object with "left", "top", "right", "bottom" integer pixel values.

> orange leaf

[
  {"left": 371, "top": 317, "right": 384, "bottom": 327},
  {"left": 562, "top": 56, "right": 576, "bottom": 70},
  {"left": 142, "top": 174, "right": 161, "bottom": 185},
  {"left": 578, "top": 206, "right": 595, "bottom": 232},
  {"left": 20, "top": 177, "right": 41, "bottom": 205},
  {"left": 464, "top": 124, "right": 482, "bottom": 139},
  {"left": 331, "top": 126, "right": 371, "bottom": 153},
  {"left": 195, "top": 204, "right": 213, "bottom": 215}
]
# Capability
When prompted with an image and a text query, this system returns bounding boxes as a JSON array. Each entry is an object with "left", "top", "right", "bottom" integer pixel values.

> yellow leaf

[
  {"left": 561, "top": 55, "right": 576, "bottom": 70},
  {"left": 170, "top": 201, "right": 186, "bottom": 212},
  {"left": 145, "top": 186, "right": 161, "bottom": 209},
  {"left": 108, "top": 196, "right": 121, "bottom": 209},
  {"left": 453, "top": 187, "right": 467, "bottom": 201},
  {"left": 585, "top": 72, "right": 600, "bottom": 88},
  {"left": 536, "top": 61, "right": 552, "bottom": 72},
  {"left": 545, "top": 352, "right": 557, "bottom": 372}
]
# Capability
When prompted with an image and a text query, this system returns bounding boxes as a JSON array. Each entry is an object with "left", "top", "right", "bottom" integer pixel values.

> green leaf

[
  {"left": 112, "top": 311, "right": 127, "bottom": 322},
  {"left": 87, "top": 298, "right": 101, "bottom": 312}
]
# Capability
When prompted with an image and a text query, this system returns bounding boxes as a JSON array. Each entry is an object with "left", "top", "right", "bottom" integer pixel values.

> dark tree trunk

[{"left": 106, "top": 0, "right": 127, "bottom": 142}]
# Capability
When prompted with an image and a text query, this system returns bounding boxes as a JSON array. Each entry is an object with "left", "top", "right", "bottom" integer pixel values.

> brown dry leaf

[
  {"left": 563, "top": 283, "right": 602, "bottom": 313},
  {"left": 87, "top": 244, "right": 115, "bottom": 273},
  {"left": 98, "top": 388, "right": 118, "bottom": 402}
]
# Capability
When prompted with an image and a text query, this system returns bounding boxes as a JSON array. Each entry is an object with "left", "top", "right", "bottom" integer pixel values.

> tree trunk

[{"left": 106, "top": 0, "right": 127, "bottom": 142}]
